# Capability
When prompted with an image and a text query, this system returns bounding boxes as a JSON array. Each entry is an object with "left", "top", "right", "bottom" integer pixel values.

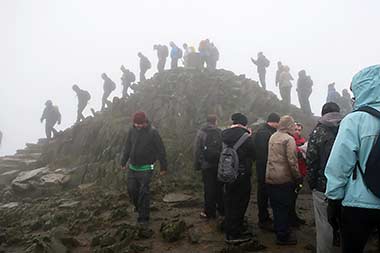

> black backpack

[
  {"left": 202, "top": 128, "right": 222, "bottom": 164},
  {"left": 353, "top": 106, "right": 380, "bottom": 198},
  {"left": 318, "top": 124, "right": 339, "bottom": 171}
]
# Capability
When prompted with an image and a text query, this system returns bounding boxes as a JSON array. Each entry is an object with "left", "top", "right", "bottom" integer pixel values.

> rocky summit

[{"left": 0, "top": 68, "right": 378, "bottom": 252}]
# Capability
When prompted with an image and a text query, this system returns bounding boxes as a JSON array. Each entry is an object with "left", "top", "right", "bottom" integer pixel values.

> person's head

[
  {"left": 284, "top": 65, "right": 290, "bottom": 72},
  {"left": 277, "top": 61, "right": 282, "bottom": 68},
  {"left": 72, "top": 84, "right": 79, "bottom": 92},
  {"left": 328, "top": 82, "right": 335, "bottom": 90},
  {"left": 133, "top": 111, "right": 148, "bottom": 129},
  {"left": 294, "top": 122, "right": 303, "bottom": 136},
  {"left": 321, "top": 102, "right": 340, "bottom": 116},
  {"left": 120, "top": 65, "right": 127, "bottom": 72},
  {"left": 231, "top": 112, "right": 248, "bottom": 126},
  {"left": 153, "top": 44, "right": 158, "bottom": 50},
  {"left": 101, "top": 73, "right": 107, "bottom": 80},
  {"left": 137, "top": 52, "right": 143, "bottom": 58},
  {"left": 183, "top": 43, "right": 188, "bottom": 49},
  {"left": 342, "top": 88, "right": 350, "bottom": 98},
  {"left": 258, "top": 52, "right": 263, "bottom": 57},
  {"left": 298, "top": 70, "right": 306, "bottom": 77},
  {"left": 207, "top": 114, "right": 217, "bottom": 125},
  {"left": 45, "top": 100, "right": 53, "bottom": 107},
  {"left": 278, "top": 115, "right": 296, "bottom": 135},
  {"left": 169, "top": 41, "right": 175, "bottom": 48},
  {"left": 267, "top": 113, "right": 280, "bottom": 129}
]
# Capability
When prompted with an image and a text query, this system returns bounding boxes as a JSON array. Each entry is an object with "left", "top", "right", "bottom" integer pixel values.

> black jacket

[
  {"left": 221, "top": 126, "right": 256, "bottom": 175},
  {"left": 193, "top": 124, "right": 222, "bottom": 169},
  {"left": 120, "top": 124, "right": 167, "bottom": 170},
  {"left": 253, "top": 123, "right": 276, "bottom": 182}
]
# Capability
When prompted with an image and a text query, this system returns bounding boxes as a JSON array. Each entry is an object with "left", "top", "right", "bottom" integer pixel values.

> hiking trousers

[
  {"left": 224, "top": 173, "right": 251, "bottom": 237},
  {"left": 171, "top": 58, "right": 178, "bottom": 69},
  {"left": 298, "top": 91, "right": 312, "bottom": 115},
  {"left": 45, "top": 121, "right": 58, "bottom": 139},
  {"left": 101, "top": 90, "right": 112, "bottom": 111},
  {"left": 127, "top": 169, "right": 153, "bottom": 223},
  {"left": 312, "top": 190, "right": 340, "bottom": 253},
  {"left": 157, "top": 58, "right": 166, "bottom": 72},
  {"left": 258, "top": 71, "right": 266, "bottom": 90},
  {"left": 140, "top": 68, "right": 148, "bottom": 82},
  {"left": 256, "top": 163, "right": 270, "bottom": 222},
  {"left": 77, "top": 101, "right": 87, "bottom": 123},
  {"left": 341, "top": 206, "right": 380, "bottom": 253},
  {"left": 280, "top": 87, "right": 292, "bottom": 105},
  {"left": 202, "top": 166, "right": 224, "bottom": 218}
]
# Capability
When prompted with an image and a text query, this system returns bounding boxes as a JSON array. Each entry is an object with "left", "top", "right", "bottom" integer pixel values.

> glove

[{"left": 327, "top": 199, "right": 342, "bottom": 231}]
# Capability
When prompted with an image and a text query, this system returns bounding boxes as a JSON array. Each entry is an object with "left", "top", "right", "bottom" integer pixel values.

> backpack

[
  {"left": 217, "top": 133, "right": 250, "bottom": 183},
  {"left": 110, "top": 80, "right": 116, "bottom": 91},
  {"left": 83, "top": 90, "right": 91, "bottom": 101},
  {"left": 202, "top": 128, "right": 222, "bottom": 164},
  {"left": 353, "top": 106, "right": 380, "bottom": 198},
  {"left": 318, "top": 124, "right": 339, "bottom": 171},
  {"left": 263, "top": 57, "right": 270, "bottom": 67},
  {"left": 127, "top": 71, "right": 136, "bottom": 83}
]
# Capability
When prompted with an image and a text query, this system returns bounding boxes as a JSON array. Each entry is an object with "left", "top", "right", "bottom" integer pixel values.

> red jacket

[{"left": 294, "top": 133, "right": 307, "bottom": 177}]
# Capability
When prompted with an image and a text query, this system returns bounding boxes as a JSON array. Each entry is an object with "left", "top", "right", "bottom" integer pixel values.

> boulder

[{"left": 12, "top": 167, "right": 49, "bottom": 184}]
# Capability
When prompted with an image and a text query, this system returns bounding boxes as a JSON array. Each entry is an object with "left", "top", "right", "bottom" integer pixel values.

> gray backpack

[{"left": 218, "top": 133, "right": 250, "bottom": 183}]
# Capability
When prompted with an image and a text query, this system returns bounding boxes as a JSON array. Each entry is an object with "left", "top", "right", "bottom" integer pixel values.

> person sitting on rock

[
  {"left": 72, "top": 84, "right": 91, "bottom": 123},
  {"left": 138, "top": 52, "right": 151, "bottom": 82},
  {"left": 120, "top": 111, "right": 167, "bottom": 226},
  {"left": 40, "top": 100, "right": 61, "bottom": 140},
  {"left": 120, "top": 65, "right": 135, "bottom": 99},
  {"left": 101, "top": 73, "right": 116, "bottom": 111}
]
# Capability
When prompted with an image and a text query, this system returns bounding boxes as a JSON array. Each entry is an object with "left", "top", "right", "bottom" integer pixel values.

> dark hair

[
  {"left": 207, "top": 114, "right": 217, "bottom": 124},
  {"left": 231, "top": 113, "right": 248, "bottom": 126},
  {"left": 321, "top": 102, "right": 340, "bottom": 116},
  {"left": 295, "top": 122, "right": 303, "bottom": 129},
  {"left": 267, "top": 113, "right": 280, "bottom": 123}
]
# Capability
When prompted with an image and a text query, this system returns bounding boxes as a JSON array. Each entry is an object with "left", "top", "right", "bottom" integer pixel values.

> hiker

[
  {"left": 251, "top": 52, "right": 270, "bottom": 90},
  {"left": 120, "top": 111, "right": 167, "bottom": 226},
  {"left": 325, "top": 65, "right": 380, "bottom": 253},
  {"left": 120, "top": 65, "right": 135, "bottom": 99},
  {"left": 290, "top": 122, "right": 307, "bottom": 227},
  {"left": 72, "top": 84, "right": 91, "bottom": 123},
  {"left": 194, "top": 115, "right": 224, "bottom": 219},
  {"left": 306, "top": 102, "right": 342, "bottom": 253},
  {"left": 253, "top": 113, "right": 280, "bottom": 231},
  {"left": 208, "top": 43, "right": 219, "bottom": 70},
  {"left": 266, "top": 115, "right": 303, "bottom": 245},
  {"left": 101, "top": 73, "right": 116, "bottom": 111},
  {"left": 138, "top": 52, "right": 151, "bottom": 82},
  {"left": 221, "top": 113, "right": 256, "bottom": 244},
  {"left": 153, "top": 44, "right": 168, "bottom": 72},
  {"left": 169, "top": 42, "right": 183, "bottom": 69},
  {"left": 40, "top": 100, "right": 61, "bottom": 140},
  {"left": 183, "top": 43, "right": 193, "bottom": 67},
  {"left": 279, "top": 66, "right": 293, "bottom": 105},
  {"left": 326, "top": 82, "right": 341, "bottom": 104},
  {"left": 199, "top": 39, "right": 210, "bottom": 69},
  {"left": 339, "top": 89, "right": 353, "bottom": 115},
  {"left": 275, "top": 61, "right": 284, "bottom": 87},
  {"left": 297, "top": 70, "right": 313, "bottom": 115}
]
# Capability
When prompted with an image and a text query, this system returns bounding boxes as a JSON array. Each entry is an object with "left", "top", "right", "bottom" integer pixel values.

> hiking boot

[
  {"left": 225, "top": 234, "right": 252, "bottom": 244},
  {"left": 276, "top": 233, "right": 297, "bottom": 246},
  {"left": 258, "top": 219, "right": 274, "bottom": 232}
]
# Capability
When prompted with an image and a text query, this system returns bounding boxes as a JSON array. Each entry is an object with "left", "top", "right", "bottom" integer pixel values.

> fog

[{"left": 0, "top": 0, "right": 379, "bottom": 156}]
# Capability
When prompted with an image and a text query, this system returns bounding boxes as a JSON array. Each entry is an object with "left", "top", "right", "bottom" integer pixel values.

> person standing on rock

[
  {"left": 251, "top": 52, "right": 270, "bottom": 90},
  {"left": 138, "top": 52, "right": 151, "bottom": 82},
  {"left": 275, "top": 61, "right": 284, "bottom": 87},
  {"left": 72, "top": 84, "right": 91, "bottom": 123},
  {"left": 253, "top": 113, "right": 280, "bottom": 231},
  {"left": 169, "top": 42, "right": 182, "bottom": 69},
  {"left": 279, "top": 66, "right": 293, "bottom": 105},
  {"left": 40, "top": 100, "right": 61, "bottom": 140},
  {"left": 194, "top": 114, "right": 224, "bottom": 219},
  {"left": 306, "top": 102, "right": 342, "bottom": 253},
  {"left": 326, "top": 82, "right": 341, "bottom": 104},
  {"left": 101, "top": 73, "right": 116, "bottom": 111},
  {"left": 120, "top": 65, "right": 135, "bottom": 99},
  {"left": 153, "top": 44, "right": 168, "bottom": 72},
  {"left": 120, "top": 111, "right": 167, "bottom": 226},
  {"left": 297, "top": 70, "right": 313, "bottom": 115},
  {"left": 266, "top": 115, "right": 303, "bottom": 245},
  {"left": 222, "top": 113, "right": 256, "bottom": 244}
]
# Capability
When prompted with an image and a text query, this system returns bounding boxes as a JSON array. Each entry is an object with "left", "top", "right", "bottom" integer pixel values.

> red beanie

[{"left": 133, "top": 111, "right": 147, "bottom": 124}]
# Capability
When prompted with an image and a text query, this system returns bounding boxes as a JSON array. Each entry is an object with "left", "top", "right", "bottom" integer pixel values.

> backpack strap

[{"left": 233, "top": 133, "right": 250, "bottom": 150}]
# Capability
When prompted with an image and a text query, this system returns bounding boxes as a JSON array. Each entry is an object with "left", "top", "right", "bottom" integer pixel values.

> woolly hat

[
  {"left": 133, "top": 111, "right": 147, "bottom": 124},
  {"left": 278, "top": 115, "right": 295, "bottom": 131},
  {"left": 231, "top": 113, "right": 248, "bottom": 126},
  {"left": 267, "top": 113, "right": 280, "bottom": 123}
]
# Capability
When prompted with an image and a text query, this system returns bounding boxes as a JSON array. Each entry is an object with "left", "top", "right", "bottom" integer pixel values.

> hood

[
  {"left": 351, "top": 65, "right": 380, "bottom": 110},
  {"left": 319, "top": 112, "right": 342, "bottom": 127},
  {"left": 278, "top": 115, "right": 295, "bottom": 133},
  {"left": 222, "top": 126, "right": 249, "bottom": 146}
]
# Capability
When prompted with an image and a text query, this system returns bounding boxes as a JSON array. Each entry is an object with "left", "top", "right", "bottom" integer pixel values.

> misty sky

[{"left": 1, "top": 0, "right": 379, "bottom": 156}]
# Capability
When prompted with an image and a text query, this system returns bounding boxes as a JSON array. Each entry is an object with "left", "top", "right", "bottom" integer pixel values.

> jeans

[
  {"left": 202, "top": 167, "right": 224, "bottom": 218},
  {"left": 127, "top": 169, "right": 153, "bottom": 223}
]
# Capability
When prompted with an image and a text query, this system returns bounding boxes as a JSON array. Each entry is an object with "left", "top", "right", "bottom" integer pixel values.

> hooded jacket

[
  {"left": 266, "top": 116, "right": 301, "bottom": 184},
  {"left": 306, "top": 112, "right": 342, "bottom": 192},
  {"left": 221, "top": 126, "right": 256, "bottom": 175},
  {"left": 325, "top": 65, "right": 380, "bottom": 209}
]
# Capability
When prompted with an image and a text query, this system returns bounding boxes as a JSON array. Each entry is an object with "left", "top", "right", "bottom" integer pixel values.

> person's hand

[
  {"left": 327, "top": 199, "right": 342, "bottom": 231},
  {"left": 159, "top": 170, "right": 167, "bottom": 176}
]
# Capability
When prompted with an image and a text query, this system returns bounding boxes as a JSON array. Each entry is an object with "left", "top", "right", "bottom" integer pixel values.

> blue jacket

[{"left": 325, "top": 65, "right": 380, "bottom": 209}]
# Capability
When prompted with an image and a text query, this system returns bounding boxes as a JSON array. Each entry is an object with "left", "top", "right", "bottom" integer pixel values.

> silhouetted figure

[
  {"left": 183, "top": 43, "right": 195, "bottom": 67},
  {"left": 208, "top": 43, "right": 219, "bottom": 70},
  {"left": 326, "top": 82, "right": 341, "bottom": 104},
  {"left": 0, "top": 130, "right": 2, "bottom": 147},
  {"left": 138, "top": 52, "right": 151, "bottom": 82},
  {"left": 297, "top": 70, "right": 313, "bottom": 115},
  {"left": 101, "top": 73, "right": 116, "bottom": 111},
  {"left": 279, "top": 66, "right": 293, "bottom": 105},
  {"left": 169, "top": 42, "right": 182, "bottom": 69},
  {"left": 198, "top": 39, "right": 210, "bottom": 69},
  {"left": 40, "top": 100, "right": 61, "bottom": 140},
  {"left": 275, "top": 61, "right": 284, "bottom": 87},
  {"left": 339, "top": 89, "right": 353, "bottom": 115},
  {"left": 120, "top": 65, "right": 135, "bottom": 98},
  {"left": 72, "top": 84, "right": 91, "bottom": 123},
  {"left": 251, "top": 52, "right": 270, "bottom": 90},
  {"left": 153, "top": 44, "right": 168, "bottom": 72}
]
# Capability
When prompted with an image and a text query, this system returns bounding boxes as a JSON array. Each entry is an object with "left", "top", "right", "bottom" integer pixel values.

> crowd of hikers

[{"left": 35, "top": 39, "right": 380, "bottom": 253}]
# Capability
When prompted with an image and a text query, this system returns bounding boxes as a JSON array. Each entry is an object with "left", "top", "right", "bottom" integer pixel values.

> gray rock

[
  {"left": 0, "top": 202, "right": 19, "bottom": 209},
  {"left": 163, "top": 193, "right": 193, "bottom": 203},
  {"left": 0, "top": 169, "right": 20, "bottom": 185},
  {"left": 12, "top": 167, "right": 49, "bottom": 184}
]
